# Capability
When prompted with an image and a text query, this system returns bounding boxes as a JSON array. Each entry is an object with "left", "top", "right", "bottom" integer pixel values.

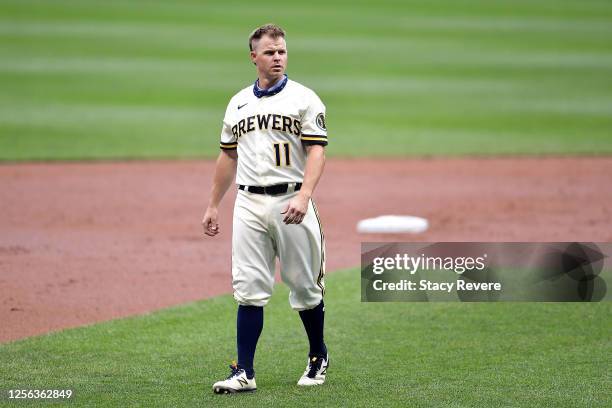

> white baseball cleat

[
  {"left": 297, "top": 354, "right": 328, "bottom": 386},
  {"left": 212, "top": 363, "right": 257, "bottom": 394}
]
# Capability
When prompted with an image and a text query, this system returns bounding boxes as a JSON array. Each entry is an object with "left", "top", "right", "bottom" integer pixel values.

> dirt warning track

[{"left": 1, "top": 157, "right": 611, "bottom": 342}]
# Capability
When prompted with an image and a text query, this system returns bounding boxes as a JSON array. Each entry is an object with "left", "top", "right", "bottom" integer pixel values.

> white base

[{"left": 357, "top": 215, "right": 429, "bottom": 234}]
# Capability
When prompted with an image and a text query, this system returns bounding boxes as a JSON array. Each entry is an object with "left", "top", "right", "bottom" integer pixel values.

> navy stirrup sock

[
  {"left": 298, "top": 300, "right": 327, "bottom": 358},
  {"left": 237, "top": 305, "right": 263, "bottom": 379}
]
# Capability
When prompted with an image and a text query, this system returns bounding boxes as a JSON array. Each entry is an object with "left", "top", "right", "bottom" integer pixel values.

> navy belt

[{"left": 238, "top": 183, "right": 302, "bottom": 195}]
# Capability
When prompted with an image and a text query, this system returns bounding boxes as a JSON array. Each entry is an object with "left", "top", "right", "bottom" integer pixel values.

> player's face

[{"left": 251, "top": 35, "right": 287, "bottom": 84}]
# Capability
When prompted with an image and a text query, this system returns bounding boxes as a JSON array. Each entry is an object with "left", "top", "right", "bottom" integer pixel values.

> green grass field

[
  {"left": 1, "top": 269, "right": 610, "bottom": 407},
  {"left": 1, "top": 0, "right": 612, "bottom": 160}
]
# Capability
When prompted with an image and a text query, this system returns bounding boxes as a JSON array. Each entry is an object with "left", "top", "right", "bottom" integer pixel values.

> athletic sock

[
  {"left": 298, "top": 300, "right": 327, "bottom": 358},
  {"left": 237, "top": 305, "right": 263, "bottom": 379}
]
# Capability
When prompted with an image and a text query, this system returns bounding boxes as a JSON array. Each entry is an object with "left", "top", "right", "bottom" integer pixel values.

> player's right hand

[{"left": 202, "top": 207, "right": 220, "bottom": 237}]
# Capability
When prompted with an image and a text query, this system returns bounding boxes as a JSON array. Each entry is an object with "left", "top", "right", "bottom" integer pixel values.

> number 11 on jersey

[{"left": 273, "top": 142, "right": 291, "bottom": 167}]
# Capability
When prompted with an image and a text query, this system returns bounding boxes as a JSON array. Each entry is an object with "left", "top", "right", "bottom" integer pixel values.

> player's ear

[{"left": 250, "top": 51, "right": 257, "bottom": 66}]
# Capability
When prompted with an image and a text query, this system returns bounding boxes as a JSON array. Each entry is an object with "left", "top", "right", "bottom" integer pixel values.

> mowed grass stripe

[
  {"left": 3, "top": 16, "right": 612, "bottom": 35},
  {"left": 2, "top": 19, "right": 611, "bottom": 61},
  {"left": 4, "top": 94, "right": 611, "bottom": 126},
  {"left": 0, "top": 268, "right": 609, "bottom": 407},
  {"left": 1, "top": 0, "right": 612, "bottom": 160},
  {"left": 2, "top": 0, "right": 612, "bottom": 25},
  {"left": 0, "top": 58, "right": 243, "bottom": 74},
  {"left": 0, "top": 104, "right": 217, "bottom": 125},
  {"left": 4, "top": 50, "right": 612, "bottom": 72}
]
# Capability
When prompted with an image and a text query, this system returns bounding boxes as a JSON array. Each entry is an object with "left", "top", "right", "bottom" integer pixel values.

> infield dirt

[{"left": 1, "top": 157, "right": 611, "bottom": 342}]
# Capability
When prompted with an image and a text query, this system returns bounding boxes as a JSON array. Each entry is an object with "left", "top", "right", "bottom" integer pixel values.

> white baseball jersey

[
  {"left": 219, "top": 78, "right": 328, "bottom": 186},
  {"left": 219, "top": 76, "right": 327, "bottom": 311}
]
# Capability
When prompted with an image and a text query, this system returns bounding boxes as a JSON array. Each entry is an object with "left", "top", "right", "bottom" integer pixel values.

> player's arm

[
  {"left": 202, "top": 150, "right": 238, "bottom": 236},
  {"left": 282, "top": 144, "right": 325, "bottom": 225}
]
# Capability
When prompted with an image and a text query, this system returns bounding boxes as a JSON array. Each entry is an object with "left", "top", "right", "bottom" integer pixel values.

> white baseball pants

[{"left": 231, "top": 189, "right": 325, "bottom": 311}]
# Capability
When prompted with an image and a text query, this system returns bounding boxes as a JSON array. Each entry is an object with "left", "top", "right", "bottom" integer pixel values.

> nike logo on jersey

[
  {"left": 238, "top": 103, "right": 248, "bottom": 110},
  {"left": 232, "top": 114, "right": 301, "bottom": 138}
]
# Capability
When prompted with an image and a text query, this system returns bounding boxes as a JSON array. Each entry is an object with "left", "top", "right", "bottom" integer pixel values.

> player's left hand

[{"left": 281, "top": 193, "right": 309, "bottom": 224}]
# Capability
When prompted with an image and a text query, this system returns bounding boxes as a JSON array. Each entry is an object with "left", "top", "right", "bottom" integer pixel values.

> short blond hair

[{"left": 249, "top": 24, "right": 286, "bottom": 51}]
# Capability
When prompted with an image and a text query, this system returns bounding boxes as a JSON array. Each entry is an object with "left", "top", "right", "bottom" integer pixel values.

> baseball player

[{"left": 202, "top": 24, "right": 329, "bottom": 394}]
